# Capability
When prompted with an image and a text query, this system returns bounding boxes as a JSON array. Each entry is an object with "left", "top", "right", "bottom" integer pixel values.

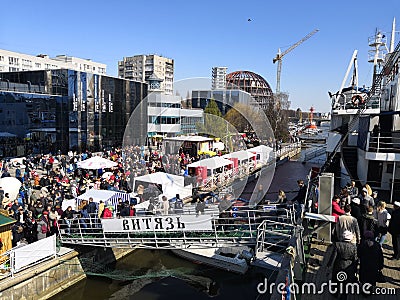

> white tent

[
  {"left": 187, "top": 156, "right": 233, "bottom": 169},
  {"left": 246, "top": 145, "right": 274, "bottom": 164},
  {"left": 77, "top": 156, "right": 118, "bottom": 170},
  {"left": 64, "top": 189, "right": 130, "bottom": 211},
  {"left": 133, "top": 172, "right": 192, "bottom": 199},
  {"left": 0, "top": 177, "right": 22, "bottom": 201},
  {"left": 223, "top": 150, "right": 256, "bottom": 162}
]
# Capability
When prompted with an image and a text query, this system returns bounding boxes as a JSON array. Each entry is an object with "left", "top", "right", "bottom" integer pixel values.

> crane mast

[{"left": 273, "top": 29, "right": 319, "bottom": 94}]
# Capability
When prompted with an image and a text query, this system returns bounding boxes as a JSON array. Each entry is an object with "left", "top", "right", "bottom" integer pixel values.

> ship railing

[
  {"left": 368, "top": 132, "right": 400, "bottom": 153},
  {"left": 57, "top": 209, "right": 296, "bottom": 249},
  {"left": 332, "top": 95, "right": 380, "bottom": 111}
]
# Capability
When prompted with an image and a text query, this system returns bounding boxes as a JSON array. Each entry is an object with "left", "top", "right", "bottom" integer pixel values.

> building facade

[
  {"left": 0, "top": 49, "right": 107, "bottom": 75},
  {"left": 0, "top": 70, "right": 147, "bottom": 155},
  {"left": 211, "top": 66, "right": 227, "bottom": 90},
  {"left": 118, "top": 54, "right": 174, "bottom": 94}
]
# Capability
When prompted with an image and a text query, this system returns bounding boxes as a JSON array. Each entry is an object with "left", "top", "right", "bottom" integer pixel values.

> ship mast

[{"left": 368, "top": 29, "right": 387, "bottom": 92}]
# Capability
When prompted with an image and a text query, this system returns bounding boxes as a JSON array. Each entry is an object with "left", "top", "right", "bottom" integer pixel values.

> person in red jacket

[{"left": 332, "top": 195, "right": 345, "bottom": 222}]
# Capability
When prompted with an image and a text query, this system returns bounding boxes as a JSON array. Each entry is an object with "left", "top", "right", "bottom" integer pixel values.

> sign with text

[{"left": 101, "top": 215, "right": 213, "bottom": 232}]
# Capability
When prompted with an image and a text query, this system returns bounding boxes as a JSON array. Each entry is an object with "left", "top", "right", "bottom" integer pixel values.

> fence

[{"left": 0, "top": 235, "right": 57, "bottom": 277}]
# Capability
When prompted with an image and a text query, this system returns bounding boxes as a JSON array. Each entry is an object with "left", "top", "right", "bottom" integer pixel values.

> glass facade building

[{"left": 0, "top": 69, "right": 147, "bottom": 154}]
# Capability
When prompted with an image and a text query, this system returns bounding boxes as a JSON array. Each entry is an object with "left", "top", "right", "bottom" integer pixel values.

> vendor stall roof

[
  {"left": 163, "top": 136, "right": 213, "bottom": 142},
  {"left": 223, "top": 150, "right": 256, "bottom": 161},
  {"left": 187, "top": 156, "right": 233, "bottom": 169}
]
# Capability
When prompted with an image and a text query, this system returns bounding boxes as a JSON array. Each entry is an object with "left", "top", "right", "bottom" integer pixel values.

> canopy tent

[
  {"left": 223, "top": 150, "right": 256, "bottom": 162},
  {"left": 0, "top": 177, "right": 22, "bottom": 202},
  {"left": 187, "top": 156, "right": 233, "bottom": 169},
  {"left": 77, "top": 156, "right": 118, "bottom": 170},
  {"left": 0, "top": 132, "right": 17, "bottom": 138},
  {"left": 246, "top": 145, "right": 274, "bottom": 164},
  {"left": 133, "top": 172, "right": 192, "bottom": 200},
  {"left": 66, "top": 189, "right": 130, "bottom": 211}
]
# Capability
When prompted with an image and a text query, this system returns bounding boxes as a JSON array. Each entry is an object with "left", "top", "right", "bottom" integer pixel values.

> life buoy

[{"left": 351, "top": 95, "right": 363, "bottom": 106}]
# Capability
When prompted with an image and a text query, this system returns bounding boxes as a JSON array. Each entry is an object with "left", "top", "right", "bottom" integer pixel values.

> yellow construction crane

[{"left": 273, "top": 29, "right": 319, "bottom": 94}]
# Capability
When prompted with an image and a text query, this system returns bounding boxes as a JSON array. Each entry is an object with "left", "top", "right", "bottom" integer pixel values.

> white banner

[
  {"left": 101, "top": 215, "right": 214, "bottom": 232},
  {"left": 12, "top": 235, "right": 56, "bottom": 272}
]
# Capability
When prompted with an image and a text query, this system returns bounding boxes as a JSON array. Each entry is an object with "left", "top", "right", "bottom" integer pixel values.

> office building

[{"left": 211, "top": 66, "right": 227, "bottom": 90}]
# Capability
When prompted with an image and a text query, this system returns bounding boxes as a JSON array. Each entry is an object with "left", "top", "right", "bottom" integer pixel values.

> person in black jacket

[
  {"left": 360, "top": 206, "right": 378, "bottom": 239},
  {"left": 350, "top": 197, "right": 363, "bottom": 229},
  {"left": 389, "top": 201, "right": 400, "bottom": 259},
  {"left": 358, "top": 230, "right": 384, "bottom": 294},
  {"left": 292, "top": 179, "right": 307, "bottom": 220}
]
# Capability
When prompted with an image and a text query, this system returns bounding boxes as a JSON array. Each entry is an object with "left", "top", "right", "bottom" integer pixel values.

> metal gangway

[{"left": 57, "top": 204, "right": 297, "bottom": 250}]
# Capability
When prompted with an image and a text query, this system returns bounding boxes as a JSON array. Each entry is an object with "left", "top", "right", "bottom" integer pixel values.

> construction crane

[{"left": 273, "top": 29, "right": 319, "bottom": 94}]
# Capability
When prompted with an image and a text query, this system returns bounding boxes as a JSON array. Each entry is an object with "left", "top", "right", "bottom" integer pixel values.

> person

[
  {"left": 360, "top": 206, "right": 378, "bottom": 239},
  {"left": 174, "top": 194, "right": 184, "bottom": 214},
  {"left": 129, "top": 203, "right": 136, "bottom": 216},
  {"left": 195, "top": 198, "right": 206, "bottom": 216},
  {"left": 24, "top": 211, "right": 37, "bottom": 243},
  {"left": 347, "top": 181, "right": 358, "bottom": 198},
  {"left": 359, "top": 187, "right": 374, "bottom": 215},
  {"left": 37, "top": 211, "right": 51, "bottom": 239},
  {"left": 292, "top": 180, "right": 307, "bottom": 217},
  {"left": 98, "top": 200, "right": 105, "bottom": 218},
  {"left": 374, "top": 201, "right": 390, "bottom": 246},
  {"left": 388, "top": 201, "right": 400, "bottom": 259},
  {"left": 61, "top": 206, "right": 76, "bottom": 234},
  {"left": 161, "top": 195, "right": 169, "bottom": 215},
  {"left": 358, "top": 230, "right": 384, "bottom": 294},
  {"left": 336, "top": 204, "right": 360, "bottom": 245},
  {"left": 350, "top": 197, "right": 363, "bottom": 230},
  {"left": 327, "top": 230, "right": 358, "bottom": 300},
  {"left": 372, "top": 191, "right": 379, "bottom": 207},
  {"left": 332, "top": 195, "right": 345, "bottom": 222},
  {"left": 87, "top": 197, "right": 97, "bottom": 216},
  {"left": 364, "top": 184, "right": 373, "bottom": 197},
  {"left": 102, "top": 205, "right": 113, "bottom": 218},
  {"left": 120, "top": 201, "right": 130, "bottom": 217},
  {"left": 276, "top": 190, "right": 287, "bottom": 203}
]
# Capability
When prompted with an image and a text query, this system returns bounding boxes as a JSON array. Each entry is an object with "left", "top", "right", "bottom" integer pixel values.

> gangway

[{"left": 57, "top": 205, "right": 297, "bottom": 250}]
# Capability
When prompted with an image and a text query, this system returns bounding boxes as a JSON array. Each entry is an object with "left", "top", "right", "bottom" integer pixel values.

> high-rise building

[
  {"left": 211, "top": 66, "right": 227, "bottom": 90},
  {"left": 118, "top": 54, "right": 174, "bottom": 94},
  {"left": 0, "top": 49, "right": 107, "bottom": 75}
]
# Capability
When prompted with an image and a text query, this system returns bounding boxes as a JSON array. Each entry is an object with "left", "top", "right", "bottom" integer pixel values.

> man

[
  {"left": 218, "top": 193, "right": 233, "bottom": 226},
  {"left": 360, "top": 206, "right": 378, "bottom": 239},
  {"left": 336, "top": 204, "right": 360, "bottom": 244},
  {"left": 87, "top": 197, "right": 97, "bottom": 215},
  {"left": 292, "top": 180, "right": 307, "bottom": 220},
  {"left": 347, "top": 181, "right": 358, "bottom": 198},
  {"left": 372, "top": 191, "right": 379, "bottom": 207},
  {"left": 388, "top": 201, "right": 400, "bottom": 259},
  {"left": 0, "top": 186, "right": 4, "bottom": 205},
  {"left": 350, "top": 197, "right": 363, "bottom": 230}
]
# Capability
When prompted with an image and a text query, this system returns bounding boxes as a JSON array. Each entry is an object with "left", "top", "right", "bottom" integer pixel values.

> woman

[
  {"left": 364, "top": 184, "right": 373, "bottom": 197},
  {"left": 374, "top": 201, "right": 390, "bottom": 246},
  {"left": 277, "top": 190, "right": 287, "bottom": 203}
]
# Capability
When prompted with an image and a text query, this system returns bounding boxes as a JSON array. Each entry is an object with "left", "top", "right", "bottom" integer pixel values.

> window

[{"left": 387, "top": 163, "right": 394, "bottom": 173}]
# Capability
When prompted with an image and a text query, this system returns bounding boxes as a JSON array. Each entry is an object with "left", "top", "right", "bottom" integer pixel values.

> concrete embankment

[{"left": 0, "top": 246, "right": 134, "bottom": 300}]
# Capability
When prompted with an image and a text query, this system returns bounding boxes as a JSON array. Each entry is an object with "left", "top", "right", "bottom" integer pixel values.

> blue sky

[{"left": 1, "top": 0, "right": 399, "bottom": 112}]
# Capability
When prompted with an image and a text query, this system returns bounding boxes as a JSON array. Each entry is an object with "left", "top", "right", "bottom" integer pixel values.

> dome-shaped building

[{"left": 226, "top": 71, "right": 274, "bottom": 109}]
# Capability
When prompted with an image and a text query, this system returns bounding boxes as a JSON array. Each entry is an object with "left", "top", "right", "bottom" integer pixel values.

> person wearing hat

[
  {"left": 389, "top": 201, "right": 400, "bottom": 259},
  {"left": 358, "top": 230, "right": 384, "bottom": 293},
  {"left": 327, "top": 230, "right": 358, "bottom": 298},
  {"left": 359, "top": 187, "right": 374, "bottom": 215}
]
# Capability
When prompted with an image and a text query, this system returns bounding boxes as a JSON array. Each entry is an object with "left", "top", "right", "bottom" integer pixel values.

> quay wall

[{"left": 0, "top": 247, "right": 134, "bottom": 300}]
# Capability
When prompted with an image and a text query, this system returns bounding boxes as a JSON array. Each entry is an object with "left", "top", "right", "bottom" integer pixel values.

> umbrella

[
  {"left": 0, "top": 177, "right": 22, "bottom": 201},
  {"left": 77, "top": 156, "right": 118, "bottom": 170}
]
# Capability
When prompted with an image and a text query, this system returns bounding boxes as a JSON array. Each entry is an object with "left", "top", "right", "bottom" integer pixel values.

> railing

[
  {"left": 368, "top": 132, "right": 400, "bottom": 153},
  {"left": 276, "top": 142, "right": 302, "bottom": 158},
  {"left": 302, "top": 146, "right": 326, "bottom": 162},
  {"left": 332, "top": 96, "right": 380, "bottom": 111},
  {"left": 58, "top": 206, "right": 296, "bottom": 250},
  {"left": 0, "top": 235, "right": 57, "bottom": 277}
]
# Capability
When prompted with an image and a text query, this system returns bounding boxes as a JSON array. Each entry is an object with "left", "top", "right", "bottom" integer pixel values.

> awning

[
  {"left": 187, "top": 156, "right": 233, "bottom": 169},
  {"left": 223, "top": 150, "right": 255, "bottom": 161}
]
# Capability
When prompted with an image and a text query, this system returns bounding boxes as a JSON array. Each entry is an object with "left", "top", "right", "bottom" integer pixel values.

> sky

[{"left": 1, "top": 0, "right": 399, "bottom": 112}]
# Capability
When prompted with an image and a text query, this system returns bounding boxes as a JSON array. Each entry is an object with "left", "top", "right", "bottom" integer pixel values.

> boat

[
  {"left": 325, "top": 20, "right": 399, "bottom": 202},
  {"left": 171, "top": 245, "right": 253, "bottom": 274}
]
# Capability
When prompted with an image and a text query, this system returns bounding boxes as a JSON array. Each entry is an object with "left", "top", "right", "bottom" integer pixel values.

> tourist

[
  {"left": 37, "top": 211, "right": 51, "bottom": 239},
  {"left": 98, "top": 200, "right": 105, "bottom": 218},
  {"left": 1, "top": 192, "right": 10, "bottom": 209},
  {"left": 347, "top": 181, "right": 358, "bottom": 198},
  {"left": 372, "top": 191, "right": 379, "bottom": 207},
  {"left": 358, "top": 230, "right": 384, "bottom": 294},
  {"left": 174, "top": 194, "right": 184, "bottom": 214},
  {"left": 336, "top": 204, "right": 360, "bottom": 244},
  {"left": 388, "top": 201, "right": 400, "bottom": 260},
  {"left": 292, "top": 179, "right": 307, "bottom": 211},
  {"left": 129, "top": 203, "right": 136, "bottom": 216},
  {"left": 276, "top": 190, "right": 287, "bottom": 203},
  {"left": 374, "top": 201, "right": 390, "bottom": 246},
  {"left": 331, "top": 195, "right": 345, "bottom": 222},
  {"left": 218, "top": 193, "right": 233, "bottom": 225},
  {"left": 61, "top": 206, "right": 76, "bottom": 234},
  {"left": 359, "top": 187, "right": 374, "bottom": 215},
  {"left": 24, "top": 211, "right": 37, "bottom": 243},
  {"left": 327, "top": 230, "right": 358, "bottom": 299},
  {"left": 360, "top": 206, "right": 378, "bottom": 239},
  {"left": 364, "top": 184, "right": 373, "bottom": 196},
  {"left": 161, "top": 195, "right": 169, "bottom": 215},
  {"left": 195, "top": 198, "right": 206, "bottom": 216},
  {"left": 350, "top": 198, "right": 362, "bottom": 230}
]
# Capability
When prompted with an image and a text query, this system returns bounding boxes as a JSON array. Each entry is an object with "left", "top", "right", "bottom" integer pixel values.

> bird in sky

[{"left": 248, "top": 18, "right": 252, "bottom": 22}]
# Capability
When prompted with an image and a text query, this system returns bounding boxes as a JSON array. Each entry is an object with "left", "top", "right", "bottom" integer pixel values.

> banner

[{"left": 101, "top": 214, "right": 213, "bottom": 232}]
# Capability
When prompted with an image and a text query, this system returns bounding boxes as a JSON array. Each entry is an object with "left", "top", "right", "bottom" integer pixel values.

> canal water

[{"left": 50, "top": 161, "right": 319, "bottom": 300}]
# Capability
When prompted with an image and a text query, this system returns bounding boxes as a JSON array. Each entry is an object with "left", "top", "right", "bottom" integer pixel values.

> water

[{"left": 50, "top": 249, "right": 273, "bottom": 300}]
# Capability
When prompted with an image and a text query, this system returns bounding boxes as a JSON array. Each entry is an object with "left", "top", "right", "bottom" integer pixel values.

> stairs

[{"left": 341, "top": 147, "right": 359, "bottom": 181}]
